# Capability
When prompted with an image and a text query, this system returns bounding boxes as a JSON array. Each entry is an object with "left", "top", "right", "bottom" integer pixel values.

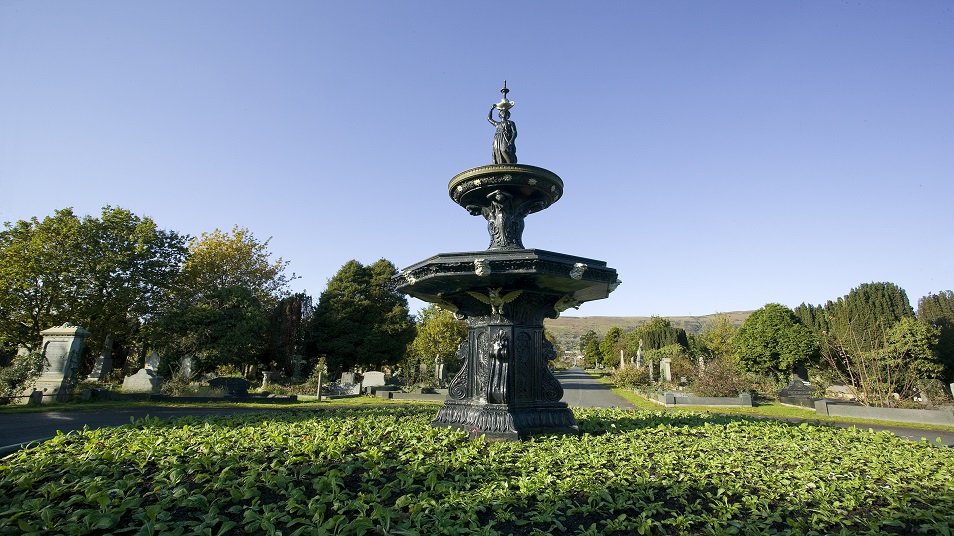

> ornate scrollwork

[{"left": 448, "top": 342, "right": 469, "bottom": 400}]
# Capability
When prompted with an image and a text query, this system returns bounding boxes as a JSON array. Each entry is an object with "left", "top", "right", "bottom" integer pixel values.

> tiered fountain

[{"left": 395, "top": 83, "right": 620, "bottom": 440}]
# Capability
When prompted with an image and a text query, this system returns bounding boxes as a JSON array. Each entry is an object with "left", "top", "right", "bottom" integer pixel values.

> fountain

[{"left": 395, "top": 83, "right": 620, "bottom": 440}]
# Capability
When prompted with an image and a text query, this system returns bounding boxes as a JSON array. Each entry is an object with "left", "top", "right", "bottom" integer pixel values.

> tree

[
  {"left": 632, "top": 316, "right": 688, "bottom": 351},
  {"left": 578, "top": 329, "right": 598, "bottom": 355},
  {"left": 308, "top": 259, "right": 414, "bottom": 375},
  {"left": 178, "top": 226, "right": 295, "bottom": 311},
  {"left": 824, "top": 282, "right": 915, "bottom": 351},
  {"left": 156, "top": 286, "right": 268, "bottom": 375},
  {"left": 404, "top": 304, "right": 467, "bottom": 385},
  {"left": 582, "top": 337, "right": 601, "bottom": 369},
  {"left": 917, "top": 291, "right": 954, "bottom": 380},
  {"left": 0, "top": 208, "right": 83, "bottom": 352},
  {"left": 732, "top": 303, "right": 818, "bottom": 376},
  {"left": 698, "top": 313, "right": 738, "bottom": 361},
  {"left": 265, "top": 293, "right": 313, "bottom": 378},
  {"left": 820, "top": 313, "right": 943, "bottom": 405},
  {"left": 599, "top": 327, "right": 625, "bottom": 369},
  {"left": 0, "top": 207, "right": 187, "bottom": 371}
]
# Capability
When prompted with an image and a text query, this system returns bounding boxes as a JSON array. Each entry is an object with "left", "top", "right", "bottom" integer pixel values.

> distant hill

[{"left": 543, "top": 312, "right": 753, "bottom": 353}]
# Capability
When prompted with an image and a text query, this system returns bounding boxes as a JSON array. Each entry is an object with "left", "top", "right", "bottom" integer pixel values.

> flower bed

[{"left": 1, "top": 406, "right": 952, "bottom": 535}]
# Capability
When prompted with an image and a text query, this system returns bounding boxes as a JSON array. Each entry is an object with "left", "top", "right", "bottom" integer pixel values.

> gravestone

[
  {"left": 363, "top": 371, "right": 386, "bottom": 393},
  {"left": 778, "top": 367, "right": 815, "bottom": 408},
  {"left": 144, "top": 352, "right": 160, "bottom": 371},
  {"left": 648, "top": 359, "right": 655, "bottom": 382},
  {"left": 659, "top": 358, "right": 672, "bottom": 382},
  {"left": 340, "top": 372, "right": 355, "bottom": 385},
  {"left": 122, "top": 368, "right": 163, "bottom": 393},
  {"left": 34, "top": 323, "right": 91, "bottom": 402},
  {"left": 86, "top": 338, "right": 113, "bottom": 381},
  {"left": 207, "top": 377, "right": 250, "bottom": 396},
  {"left": 179, "top": 355, "right": 193, "bottom": 379}
]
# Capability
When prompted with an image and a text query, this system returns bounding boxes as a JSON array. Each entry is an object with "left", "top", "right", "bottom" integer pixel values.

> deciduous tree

[
  {"left": 178, "top": 226, "right": 294, "bottom": 311},
  {"left": 404, "top": 304, "right": 467, "bottom": 385}
]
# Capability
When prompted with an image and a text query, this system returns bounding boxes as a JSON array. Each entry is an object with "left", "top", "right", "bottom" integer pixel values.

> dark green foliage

[
  {"left": 918, "top": 290, "right": 954, "bottom": 380},
  {"left": 266, "top": 293, "right": 313, "bottom": 377},
  {"left": 0, "top": 350, "right": 44, "bottom": 404},
  {"left": 631, "top": 316, "right": 689, "bottom": 352},
  {"left": 733, "top": 303, "right": 818, "bottom": 376},
  {"left": 826, "top": 282, "right": 915, "bottom": 351},
  {"left": 308, "top": 259, "right": 414, "bottom": 375},
  {"left": 582, "top": 337, "right": 601, "bottom": 369},
  {"left": 598, "top": 326, "right": 624, "bottom": 368},
  {"left": 156, "top": 286, "right": 268, "bottom": 374}
]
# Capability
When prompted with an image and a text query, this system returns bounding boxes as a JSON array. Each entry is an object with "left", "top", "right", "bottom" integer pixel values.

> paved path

[
  {"left": 0, "top": 406, "right": 296, "bottom": 451},
  {"left": 559, "top": 367, "right": 636, "bottom": 409}
]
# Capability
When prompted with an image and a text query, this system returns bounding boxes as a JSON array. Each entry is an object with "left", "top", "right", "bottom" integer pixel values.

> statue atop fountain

[{"left": 395, "top": 84, "right": 620, "bottom": 440}]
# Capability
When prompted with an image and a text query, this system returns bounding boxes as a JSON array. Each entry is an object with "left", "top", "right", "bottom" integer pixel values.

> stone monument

[
  {"left": 395, "top": 83, "right": 620, "bottom": 440},
  {"left": 86, "top": 335, "right": 113, "bottom": 381},
  {"left": 34, "top": 323, "right": 91, "bottom": 402},
  {"left": 777, "top": 367, "right": 815, "bottom": 408},
  {"left": 122, "top": 351, "right": 164, "bottom": 393}
]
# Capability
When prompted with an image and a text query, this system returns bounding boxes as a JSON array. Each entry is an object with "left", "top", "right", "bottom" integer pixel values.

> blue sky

[{"left": 2, "top": 1, "right": 952, "bottom": 318}]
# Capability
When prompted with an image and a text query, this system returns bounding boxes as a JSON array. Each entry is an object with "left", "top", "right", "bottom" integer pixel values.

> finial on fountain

[
  {"left": 488, "top": 81, "right": 517, "bottom": 164},
  {"left": 495, "top": 80, "right": 515, "bottom": 110}
]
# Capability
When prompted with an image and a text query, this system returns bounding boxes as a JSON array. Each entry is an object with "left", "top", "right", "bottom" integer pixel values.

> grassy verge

[{"left": 594, "top": 372, "right": 954, "bottom": 433}]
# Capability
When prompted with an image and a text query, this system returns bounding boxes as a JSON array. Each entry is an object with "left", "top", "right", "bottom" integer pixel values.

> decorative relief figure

[
  {"left": 554, "top": 294, "right": 581, "bottom": 315},
  {"left": 474, "top": 258, "right": 491, "bottom": 277},
  {"left": 487, "top": 330, "right": 510, "bottom": 404},
  {"left": 488, "top": 81, "right": 517, "bottom": 164},
  {"left": 570, "top": 263, "right": 587, "bottom": 280},
  {"left": 467, "top": 287, "right": 523, "bottom": 315}
]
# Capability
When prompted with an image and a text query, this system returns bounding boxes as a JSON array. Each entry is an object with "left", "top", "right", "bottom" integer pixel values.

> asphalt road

[{"left": 558, "top": 367, "right": 636, "bottom": 409}]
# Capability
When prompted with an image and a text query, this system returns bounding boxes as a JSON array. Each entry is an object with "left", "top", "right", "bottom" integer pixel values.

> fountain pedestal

[{"left": 395, "top": 248, "right": 618, "bottom": 440}]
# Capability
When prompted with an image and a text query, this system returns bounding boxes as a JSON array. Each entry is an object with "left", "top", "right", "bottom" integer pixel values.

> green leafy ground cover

[{"left": 2, "top": 406, "right": 953, "bottom": 536}]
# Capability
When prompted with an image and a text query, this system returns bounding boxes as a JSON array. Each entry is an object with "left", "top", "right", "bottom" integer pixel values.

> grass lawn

[{"left": 2, "top": 405, "right": 953, "bottom": 535}]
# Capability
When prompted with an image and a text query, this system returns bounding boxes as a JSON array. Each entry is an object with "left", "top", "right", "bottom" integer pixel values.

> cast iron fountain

[{"left": 395, "top": 83, "right": 620, "bottom": 440}]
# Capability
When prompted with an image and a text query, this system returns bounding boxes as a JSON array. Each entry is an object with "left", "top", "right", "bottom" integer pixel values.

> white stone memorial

[
  {"left": 122, "top": 352, "right": 164, "bottom": 393},
  {"left": 34, "top": 323, "right": 91, "bottom": 403},
  {"left": 660, "top": 358, "right": 673, "bottom": 382}
]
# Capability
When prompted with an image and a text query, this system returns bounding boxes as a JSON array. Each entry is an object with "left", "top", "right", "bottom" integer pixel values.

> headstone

[
  {"left": 619, "top": 349, "right": 625, "bottom": 369},
  {"left": 34, "top": 323, "right": 91, "bottom": 402},
  {"left": 179, "top": 356, "right": 193, "bottom": 379},
  {"left": 86, "top": 338, "right": 113, "bottom": 381},
  {"left": 27, "top": 389, "right": 43, "bottom": 405},
  {"left": 122, "top": 368, "right": 163, "bottom": 393},
  {"left": 648, "top": 359, "right": 655, "bottom": 382},
  {"left": 660, "top": 358, "right": 672, "bottom": 382},
  {"left": 340, "top": 372, "right": 355, "bottom": 385},
  {"left": 144, "top": 351, "right": 160, "bottom": 371},
  {"left": 698, "top": 355, "right": 705, "bottom": 372},
  {"left": 778, "top": 369, "right": 815, "bottom": 408},
  {"left": 636, "top": 339, "right": 644, "bottom": 368},
  {"left": 207, "top": 377, "right": 250, "bottom": 396},
  {"left": 363, "top": 370, "right": 386, "bottom": 389}
]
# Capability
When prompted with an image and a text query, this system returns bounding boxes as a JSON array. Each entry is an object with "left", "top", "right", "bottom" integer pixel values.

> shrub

[
  {"left": 692, "top": 358, "right": 748, "bottom": 397},
  {"left": 611, "top": 366, "right": 650, "bottom": 389},
  {"left": 0, "top": 350, "right": 44, "bottom": 404}
]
